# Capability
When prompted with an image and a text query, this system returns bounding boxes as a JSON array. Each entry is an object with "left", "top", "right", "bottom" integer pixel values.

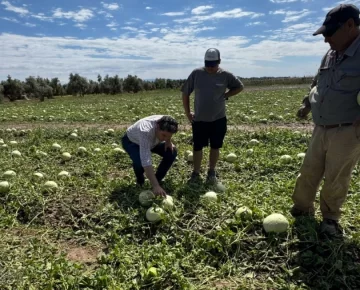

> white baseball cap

[{"left": 204, "top": 48, "right": 220, "bottom": 67}]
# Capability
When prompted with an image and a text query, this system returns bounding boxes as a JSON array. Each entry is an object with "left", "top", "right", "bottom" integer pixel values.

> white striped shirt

[{"left": 126, "top": 115, "right": 163, "bottom": 167}]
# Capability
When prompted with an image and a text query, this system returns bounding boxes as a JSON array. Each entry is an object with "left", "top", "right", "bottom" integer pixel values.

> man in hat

[
  {"left": 292, "top": 4, "right": 360, "bottom": 237},
  {"left": 181, "top": 48, "right": 244, "bottom": 184},
  {"left": 121, "top": 115, "right": 178, "bottom": 196}
]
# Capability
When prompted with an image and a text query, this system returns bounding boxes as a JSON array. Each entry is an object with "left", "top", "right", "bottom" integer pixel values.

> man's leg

[
  {"left": 121, "top": 134, "right": 145, "bottom": 185},
  {"left": 193, "top": 150, "right": 203, "bottom": 174},
  {"left": 151, "top": 143, "right": 178, "bottom": 182},
  {"left": 209, "top": 148, "right": 219, "bottom": 171},
  {"left": 208, "top": 117, "right": 227, "bottom": 182},
  {"left": 291, "top": 126, "right": 326, "bottom": 216},
  {"left": 191, "top": 121, "right": 208, "bottom": 179},
  {"left": 319, "top": 126, "right": 360, "bottom": 235}
]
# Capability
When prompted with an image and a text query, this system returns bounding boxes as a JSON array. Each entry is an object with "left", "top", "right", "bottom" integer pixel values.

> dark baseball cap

[{"left": 313, "top": 4, "right": 360, "bottom": 37}]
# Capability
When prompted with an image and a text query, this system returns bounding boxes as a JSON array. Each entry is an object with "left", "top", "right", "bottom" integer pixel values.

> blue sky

[{"left": 1, "top": 0, "right": 359, "bottom": 83}]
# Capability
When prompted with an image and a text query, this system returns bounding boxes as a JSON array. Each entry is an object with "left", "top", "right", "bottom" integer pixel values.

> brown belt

[{"left": 318, "top": 123, "right": 353, "bottom": 129}]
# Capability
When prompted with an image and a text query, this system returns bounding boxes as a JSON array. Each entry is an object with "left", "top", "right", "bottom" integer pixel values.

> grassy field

[
  {"left": 0, "top": 88, "right": 359, "bottom": 290},
  {"left": 0, "top": 88, "right": 311, "bottom": 127}
]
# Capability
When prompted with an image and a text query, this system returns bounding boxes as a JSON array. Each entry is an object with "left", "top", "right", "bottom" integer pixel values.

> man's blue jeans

[{"left": 121, "top": 134, "right": 177, "bottom": 185}]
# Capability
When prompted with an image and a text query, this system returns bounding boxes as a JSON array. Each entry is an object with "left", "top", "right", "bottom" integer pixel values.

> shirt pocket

[
  {"left": 335, "top": 69, "right": 360, "bottom": 92},
  {"left": 317, "top": 68, "right": 330, "bottom": 94}
]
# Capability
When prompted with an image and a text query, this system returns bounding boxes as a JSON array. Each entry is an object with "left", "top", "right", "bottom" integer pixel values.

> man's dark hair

[{"left": 157, "top": 115, "right": 178, "bottom": 133}]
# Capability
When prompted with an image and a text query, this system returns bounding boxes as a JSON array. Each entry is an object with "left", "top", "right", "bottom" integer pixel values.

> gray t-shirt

[
  {"left": 181, "top": 67, "right": 244, "bottom": 122},
  {"left": 308, "top": 34, "right": 360, "bottom": 125}
]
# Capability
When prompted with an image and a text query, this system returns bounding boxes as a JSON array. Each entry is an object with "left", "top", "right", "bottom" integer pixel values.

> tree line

[{"left": 0, "top": 73, "right": 313, "bottom": 102}]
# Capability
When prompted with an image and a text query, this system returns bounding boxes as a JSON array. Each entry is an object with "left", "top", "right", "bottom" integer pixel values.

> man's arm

[
  {"left": 181, "top": 71, "right": 195, "bottom": 122},
  {"left": 302, "top": 73, "right": 318, "bottom": 108},
  {"left": 143, "top": 165, "right": 159, "bottom": 187},
  {"left": 225, "top": 87, "right": 243, "bottom": 99},
  {"left": 297, "top": 72, "right": 318, "bottom": 119},
  {"left": 225, "top": 74, "right": 244, "bottom": 100},
  {"left": 182, "top": 93, "right": 194, "bottom": 122},
  {"left": 139, "top": 136, "right": 166, "bottom": 196}
]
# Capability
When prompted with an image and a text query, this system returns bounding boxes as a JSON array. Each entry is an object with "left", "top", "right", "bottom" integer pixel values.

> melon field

[{"left": 0, "top": 89, "right": 360, "bottom": 290}]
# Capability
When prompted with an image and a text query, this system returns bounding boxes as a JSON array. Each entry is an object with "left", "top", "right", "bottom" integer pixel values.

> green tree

[
  {"left": 50, "top": 78, "right": 63, "bottom": 96},
  {"left": 67, "top": 73, "right": 89, "bottom": 97},
  {"left": 0, "top": 84, "right": 4, "bottom": 102},
  {"left": 24, "top": 76, "right": 41, "bottom": 98},
  {"left": 109, "top": 75, "right": 123, "bottom": 94},
  {"left": 3, "top": 75, "right": 24, "bottom": 101},
  {"left": 143, "top": 81, "right": 155, "bottom": 91},
  {"left": 154, "top": 78, "right": 166, "bottom": 89},
  {"left": 123, "top": 75, "right": 143, "bottom": 93}
]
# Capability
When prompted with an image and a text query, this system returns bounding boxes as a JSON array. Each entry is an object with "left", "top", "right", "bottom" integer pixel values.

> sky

[{"left": 1, "top": 0, "right": 360, "bottom": 83}]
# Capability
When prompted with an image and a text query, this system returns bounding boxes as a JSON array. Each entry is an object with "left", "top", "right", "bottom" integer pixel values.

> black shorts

[{"left": 192, "top": 117, "right": 227, "bottom": 151}]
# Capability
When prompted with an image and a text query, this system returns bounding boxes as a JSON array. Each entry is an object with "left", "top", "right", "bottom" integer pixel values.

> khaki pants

[{"left": 292, "top": 125, "right": 360, "bottom": 220}]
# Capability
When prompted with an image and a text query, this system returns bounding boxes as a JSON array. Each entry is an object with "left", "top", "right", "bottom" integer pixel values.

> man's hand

[
  {"left": 165, "top": 141, "right": 175, "bottom": 152},
  {"left": 297, "top": 105, "right": 311, "bottom": 119},
  {"left": 186, "top": 112, "right": 195, "bottom": 123},
  {"left": 153, "top": 185, "right": 167, "bottom": 197}
]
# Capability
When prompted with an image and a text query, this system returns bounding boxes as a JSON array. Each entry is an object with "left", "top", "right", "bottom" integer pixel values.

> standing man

[
  {"left": 292, "top": 4, "right": 360, "bottom": 237},
  {"left": 121, "top": 115, "right": 178, "bottom": 196},
  {"left": 181, "top": 48, "right": 244, "bottom": 184}
]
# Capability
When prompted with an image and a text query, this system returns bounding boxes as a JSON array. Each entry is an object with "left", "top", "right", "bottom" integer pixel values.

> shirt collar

[{"left": 344, "top": 33, "right": 360, "bottom": 57}]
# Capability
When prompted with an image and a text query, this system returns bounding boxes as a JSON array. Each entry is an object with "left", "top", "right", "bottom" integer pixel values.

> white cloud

[
  {"left": 1, "top": 1, "right": 29, "bottom": 15},
  {"left": 266, "top": 22, "right": 319, "bottom": 40},
  {"left": 1, "top": 16, "right": 19, "bottom": 23},
  {"left": 101, "top": 2, "right": 121, "bottom": 11},
  {"left": 161, "top": 12, "right": 185, "bottom": 16},
  {"left": 270, "top": 9, "right": 312, "bottom": 22},
  {"left": 145, "top": 22, "right": 155, "bottom": 25},
  {"left": 74, "top": 23, "right": 87, "bottom": 29},
  {"left": 1, "top": 16, "right": 38, "bottom": 27},
  {"left": 106, "top": 21, "right": 118, "bottom": 28},
  {"left": 0, "top": 31, "right": 327, "bottom": 82},
  {"left": 175, "top": 8, "right": 264, "bottom": 24},
  {"left": 270, "top": 0, "right": 298, "bottom": 3},
  {"left": 98, "top": 10, "right": 113, "bottom": 18},
  {"left": 146, "top": 7, "right": 152, "bottom": 10},
  {"left": 53, "top": 8, "right": 94, "bottom": 23},
  {"left": 191, "top": 5, "right": 213, "bottom": 15},
  {"left": 24, "top": 22, "right": 36, "bottom": 27},
  {"left": 121, "top": 26, "right": 138, "bottom": 31},
  {"left": 31, "top": 13, "right": 54, "bottom": 22},
  {"left": 270, "top": 0, "right": 311, "bottom": 2},
  {"left": 335, "top": 0, "right": 360, "bottom": 5},
  {"left": 246, "top": 21, "right": 266, "bottom": 26}
]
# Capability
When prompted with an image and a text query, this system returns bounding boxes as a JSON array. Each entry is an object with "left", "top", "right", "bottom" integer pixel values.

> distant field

[
  {"left": 0, "top": 88, "right": 359, "bottom": 289},
  {"left": 0, "top": 88, "right": 312, "bottom": 127}
]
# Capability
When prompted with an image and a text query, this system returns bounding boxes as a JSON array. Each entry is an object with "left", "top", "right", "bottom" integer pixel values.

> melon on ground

[
  {"left": 263, "top": 213, "right": 289, "bottom": 233},
  {"left": 235, "top": 206, "right": 253, "bottom": 220},
  {"left": 146, "top": 207, "right": 164, "bottom": 222},
  {"left": 139, "top": 190, "right": 155, "bottom": 207}
]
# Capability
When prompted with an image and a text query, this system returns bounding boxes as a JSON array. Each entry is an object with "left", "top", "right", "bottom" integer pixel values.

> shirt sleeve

[
  {"left": 226, "top": 72, "right": 244, "bottom": 90},
  {"left": 181, "top": 70, "right": 195, "bottom": 96},
  {"left": 139, "top": 131, "right": 153, "bottom": 167},
  {"left": 302, "top": 53, "right": 326, "bottom": 106}
]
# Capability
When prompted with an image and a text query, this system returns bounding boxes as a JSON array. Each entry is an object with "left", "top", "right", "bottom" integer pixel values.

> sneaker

[
  {"left": 290, "top": 206, "right": 315, "bottom": 218},
  {"left": 188, "top": 171, "right": 201, "bottom": 184},
  {"left": 319, "top": 219, "right": 342, "bottom": 238},
  {"left": 206, "top": 169, "right": 218, "bottom": 185}
]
